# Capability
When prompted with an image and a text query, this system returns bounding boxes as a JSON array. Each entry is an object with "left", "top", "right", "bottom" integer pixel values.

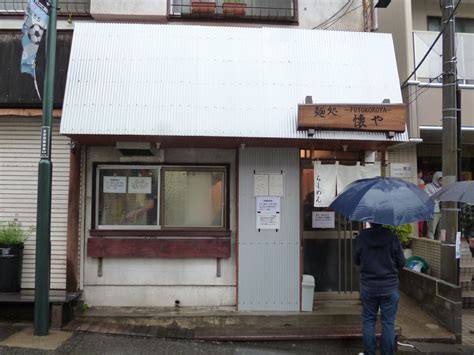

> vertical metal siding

[
  {"left": 238, "top": 148, "right": 300, "bottom": 311},
  {"left": 0, "top": 117, "right": 70, "bottom": 289}
]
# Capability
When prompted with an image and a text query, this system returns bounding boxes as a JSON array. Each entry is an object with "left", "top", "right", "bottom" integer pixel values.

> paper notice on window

[
  {"left": 128, "top": 177, "right": 152, "bottom": 194},
  {"left": 254, "top": 174, "right": 269, "bottom": 196},
  {"left": 103, "top": 176, "right": 127, "bottom": 193},
  {"left": 256, "top": 196, "right": 281, "bottom": 229},
  {"left": 269, "top": 174, "right": 284, "bottom": 197},
  {"left": 312, "top": 211, "right": 335, "bottom": 229}
]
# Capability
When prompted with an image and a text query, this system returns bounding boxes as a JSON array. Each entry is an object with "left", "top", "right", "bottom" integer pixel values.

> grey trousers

[{"left": 427, "top": 212, "right": 442, "bottom": 240}]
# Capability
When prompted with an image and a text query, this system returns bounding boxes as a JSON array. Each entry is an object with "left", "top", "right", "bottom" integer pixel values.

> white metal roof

[{"left": 60, "top": 23, "right": 408, "bottom": 142}]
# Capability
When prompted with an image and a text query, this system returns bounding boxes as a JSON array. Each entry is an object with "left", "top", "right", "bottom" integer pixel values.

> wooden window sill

[
  {"left": 87, "top": 236, "right": 231, "bottom": 258},
  {"left": 90, "top": 229, "right": 231, "bottom": 238}
]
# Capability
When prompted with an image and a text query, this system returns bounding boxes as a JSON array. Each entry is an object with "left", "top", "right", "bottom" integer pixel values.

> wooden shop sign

[{"left": 298, "top": 103, "right": 406, "bottom": 132}]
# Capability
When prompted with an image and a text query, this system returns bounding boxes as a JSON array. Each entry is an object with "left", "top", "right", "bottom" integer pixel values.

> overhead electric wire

[
  {"left": 406, "top": 74, "right": 443, "bottom": 106},
  {"left": 323, "top": 4, "right": 363, "bottom": 30},
  {"left": 313, "top": 0, "right": 352, "bottom": 29},
  {"left": 400, "top": 0, "right": 462, "bottom": 89}
]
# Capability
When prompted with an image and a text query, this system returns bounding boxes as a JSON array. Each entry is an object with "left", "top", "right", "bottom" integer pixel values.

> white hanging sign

[
  {"left": 269, "top": 174, "right": 284, "bottom": 197},
  {"left": 314, "top": 161, "right": 337, "bottom": 207},
  {"left": 456, "top": 231, "right": 461, "bottom": 259},
  {"left": 254, "top": 174, "right": 269, "bottom": 196}
]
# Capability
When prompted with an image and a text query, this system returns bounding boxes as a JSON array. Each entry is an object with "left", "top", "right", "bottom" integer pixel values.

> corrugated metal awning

[{"left": 60, "top": 23, "right": 408, "bottom": 143}]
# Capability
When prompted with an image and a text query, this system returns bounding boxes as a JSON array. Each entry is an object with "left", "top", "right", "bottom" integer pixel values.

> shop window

[
  {"left": 96, "top": 166, "right": 160, "bottom": 229},
  {"left": 162, "top": 168, "right": 226, "bottom": 228},
  {"left": 95, "top": 165, "right": 226, "bottom": 230}
]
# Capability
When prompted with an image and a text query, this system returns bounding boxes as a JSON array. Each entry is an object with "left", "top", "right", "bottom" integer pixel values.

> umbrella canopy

[
  {"left": 431, "top": 181, "right": 474, "bottom": 204},
  {"left": 329, "top": 176, "right": 435, "bottom": 227}
]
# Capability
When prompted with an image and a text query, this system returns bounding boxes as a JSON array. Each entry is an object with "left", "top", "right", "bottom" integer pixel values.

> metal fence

[
  {"left": 170, "top": 0, "right": 296, "bottom": 22},
  {"left": 0, "top": 0, "right": 90, "bottom": 16}
]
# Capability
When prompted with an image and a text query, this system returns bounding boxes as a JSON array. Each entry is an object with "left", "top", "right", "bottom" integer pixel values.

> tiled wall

[
  {"left": 388, "top": 145, "right": 419, "bottom": 237},
  {"left": 410, "top": 238, "right": 441, "bottom": 278}
]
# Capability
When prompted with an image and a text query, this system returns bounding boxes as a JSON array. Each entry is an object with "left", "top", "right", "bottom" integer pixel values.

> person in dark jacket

[{"left": 354, "top": 223, "right": 406, "bottom": 355}]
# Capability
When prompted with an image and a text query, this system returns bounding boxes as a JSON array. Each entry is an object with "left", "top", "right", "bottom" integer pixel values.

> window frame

[
  {"left": 93, "top": 163, "right": 229, "bottom": 233},
  {"left": 160, "top": 166, "right": 228, "bottom": 231},
  {"left": 95, "top": 164, "right": 162, "bottom": 230}
]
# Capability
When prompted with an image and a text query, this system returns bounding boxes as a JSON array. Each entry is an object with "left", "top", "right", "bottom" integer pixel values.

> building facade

[{"left": 0, "top": 0, "right": 416, "bottom": 311}]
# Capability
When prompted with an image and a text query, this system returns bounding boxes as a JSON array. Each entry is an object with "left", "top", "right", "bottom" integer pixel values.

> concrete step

[
  {"left": 63, "top": 318, "right": 400, "bottom": 341},
  {"left": 69, "top": 312, "right": 362, "bottom": 329}
]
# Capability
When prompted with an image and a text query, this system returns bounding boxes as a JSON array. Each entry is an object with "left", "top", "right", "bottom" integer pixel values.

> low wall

[
  {"left": 400, "top": 268, "right": 462, "bottom": 343},
  {"left": 410, "top": 238, "right": 441, "bottom": 278}
]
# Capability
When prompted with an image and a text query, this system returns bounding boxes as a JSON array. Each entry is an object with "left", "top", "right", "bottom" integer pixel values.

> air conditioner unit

[
  {"left": 375, "top": 0, "right": 391, "bottom": 8},
  {"left": 116, "top": 142, "right": 159, "bottom": 156}
]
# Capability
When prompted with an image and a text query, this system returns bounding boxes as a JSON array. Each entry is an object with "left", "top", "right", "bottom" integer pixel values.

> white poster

[
  {"left": 269, "top": 174, "right": 284, "bottom": 197},
  {"left": 128, "top": 177, "right": 152, "bottom": 194},
  {"left": 313, "top": 161, "right": 337, "bottom": 207},
  {"left": 103, "top": 176, "right": 127, "bottom": 193},
  {"left": 312, "top": 211, "right": 335, "bottom": 229},
  {"left": 256, "top": 196, "right": 281, "bottom": 229},
  {"left": 390, "top": 163, "right": 414, "bottom": 178},
  {"left": 456, "top": 231, "right": 461, "bottom": 259},
  {"left": 254, "top": 174, "right": 269, "bottom": 196}
]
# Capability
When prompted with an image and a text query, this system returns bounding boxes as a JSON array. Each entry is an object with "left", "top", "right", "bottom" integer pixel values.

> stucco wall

[
  {"left": 82, "top": 147, "right": 237, "bottom": 307},
  {"left": 89, "top": 0, "right": 366, "bottom": 30}
]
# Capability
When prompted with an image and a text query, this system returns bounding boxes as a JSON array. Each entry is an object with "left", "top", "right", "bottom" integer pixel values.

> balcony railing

[
  {"left": 170, "top": 0, "right": 297, "bottom": 23},
  {"left": 0, "top": 0, "right": 90, "bottom": 16},
  {"left": 413, "top": 31, "right": 474, "bottom": 84}
]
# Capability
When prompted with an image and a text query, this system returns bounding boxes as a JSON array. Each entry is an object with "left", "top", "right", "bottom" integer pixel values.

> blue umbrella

[
  {"left": 329, "top": 176, "right": 435, "bottom": 227},
  {"left": 431, "top": 181, "right": 474, "bottom": 204}
]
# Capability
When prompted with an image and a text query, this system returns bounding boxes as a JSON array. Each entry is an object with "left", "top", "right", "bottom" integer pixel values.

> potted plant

[
  {"left": 223, "top": 0, "right": 246, "bottom": 16},
  {"left": 0, "top": 220, "right": 32, "bottom": 292},
  {"left": 191, "top": 0, "right": 216, "bottom": 15},
  {"left": 384, "top": 224, "right": 413, "bottom": 258}
]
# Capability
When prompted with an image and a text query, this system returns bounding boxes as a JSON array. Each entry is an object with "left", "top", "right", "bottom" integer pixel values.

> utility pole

[
  {"left": 34, "top": 0, "right": 57, "bottom": 336},
  {"left": 440, "top": 0, "right": 458, "bottom": 285}
]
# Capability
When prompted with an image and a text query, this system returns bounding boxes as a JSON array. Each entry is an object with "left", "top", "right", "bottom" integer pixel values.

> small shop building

[{"left": 59, "top": 23, "right": 411, "bottom": 310}]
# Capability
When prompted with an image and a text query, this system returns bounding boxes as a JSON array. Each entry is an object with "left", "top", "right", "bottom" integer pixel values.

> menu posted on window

[
  {"left": 256, "top": 196, "right": 281, "bottom": 230},
  {"left": 103, "top": 176, "right": 127, "bottom": 193},
  {"left": 312, "top": 211, "right": 335, "bottom": 229},
  {"left": 128, "top": 177, "right": 152, "bottom": 194}
]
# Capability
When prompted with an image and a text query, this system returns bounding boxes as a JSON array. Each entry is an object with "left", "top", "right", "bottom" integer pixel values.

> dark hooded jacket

[{"left": 354, "top": 225, "right": 406, "bottom": 295}]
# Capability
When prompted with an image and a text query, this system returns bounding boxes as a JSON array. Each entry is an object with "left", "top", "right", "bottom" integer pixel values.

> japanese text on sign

[
  {"left": 256, "top": 196, "right": 281, "bottom": 230},
  {"left": 298, "top": 103, "right": 406, "bottom": 132}
]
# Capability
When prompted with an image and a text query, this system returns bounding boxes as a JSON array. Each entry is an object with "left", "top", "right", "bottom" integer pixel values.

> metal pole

[
  {"left": 34, "top": 0, "right": 57, "bottom": 336},
  {"left": 440, "top": 0, "right": 458, "bottom": 284}
]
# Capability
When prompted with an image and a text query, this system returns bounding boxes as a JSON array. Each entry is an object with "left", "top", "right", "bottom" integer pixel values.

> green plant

[
  {"left": 384, "top": 224, "right": 413, "bottom": 248},
  {"left": 0, "top": 220, "right": 33, "bottom": 246}
]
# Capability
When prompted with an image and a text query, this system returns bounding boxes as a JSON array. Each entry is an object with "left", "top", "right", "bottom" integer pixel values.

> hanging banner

[
  {"left": 336, "top": 162, "right": 361, "bottom": 194},
  {"left": 313, "top": 161, "right": 337, "bottom": 207},
  {"left": 21, "top": 0, "right": 49, "bottom": 99}
]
